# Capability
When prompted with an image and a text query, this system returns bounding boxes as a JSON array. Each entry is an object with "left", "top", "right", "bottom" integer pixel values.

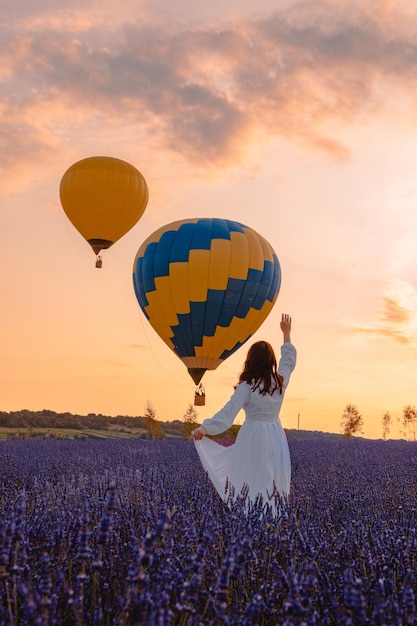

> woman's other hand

[{"left": 190, "top": 426, "right": 207, "bottom": 441}]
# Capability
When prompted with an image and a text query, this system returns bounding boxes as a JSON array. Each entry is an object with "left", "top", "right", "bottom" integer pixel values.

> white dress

[{"left": 194, "top": 343, "right": 297, "bottom": 513}]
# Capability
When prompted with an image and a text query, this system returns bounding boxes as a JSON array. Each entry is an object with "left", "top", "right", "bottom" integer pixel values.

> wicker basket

[
  {"left": 194, "top": 384, "right": 206, "bottom": 406},
  {"left": 194, "top": 393, "right": 206, "bottom": 406}
]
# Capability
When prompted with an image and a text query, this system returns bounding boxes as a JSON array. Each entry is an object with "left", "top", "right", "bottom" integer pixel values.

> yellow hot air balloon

[
  {"left": 132, "top": 218, "right": 281, "bottom": 399},
  {"left": 60, "top": 156, "right": 149, "bottom": 267}
]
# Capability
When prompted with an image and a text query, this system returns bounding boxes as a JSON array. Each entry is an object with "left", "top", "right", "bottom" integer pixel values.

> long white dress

[{"left": 194, "top": 342, "right": 297, "bottom": 513}]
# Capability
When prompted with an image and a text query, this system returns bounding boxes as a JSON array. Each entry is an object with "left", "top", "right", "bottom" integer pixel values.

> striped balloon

[{"left": 132, "top": 218, "right": 281, "bottom": 385}]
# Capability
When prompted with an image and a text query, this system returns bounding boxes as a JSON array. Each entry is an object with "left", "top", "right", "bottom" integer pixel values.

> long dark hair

[{"left": 236, "top": 341, "right": 283, "bottom": 395}]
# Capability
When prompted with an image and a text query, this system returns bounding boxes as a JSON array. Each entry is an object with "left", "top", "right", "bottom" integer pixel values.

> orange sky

[{"left": 1, "top": 0, "right": 417, "bottom": 439}]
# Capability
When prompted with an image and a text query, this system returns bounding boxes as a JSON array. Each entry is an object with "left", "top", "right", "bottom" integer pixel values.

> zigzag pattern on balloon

[{"left": 132, "top": 218, "right": 281, "bottom": 377}]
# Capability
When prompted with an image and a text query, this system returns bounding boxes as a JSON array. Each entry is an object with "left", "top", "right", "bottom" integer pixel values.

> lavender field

[{"left": 1, "top": 437, "right": 417, "bottom": 625}]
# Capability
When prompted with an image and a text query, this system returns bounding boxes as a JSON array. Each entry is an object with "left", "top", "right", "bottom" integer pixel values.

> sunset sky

[{"left": 2, "top": 0, "right": 417, "bottom": 439}]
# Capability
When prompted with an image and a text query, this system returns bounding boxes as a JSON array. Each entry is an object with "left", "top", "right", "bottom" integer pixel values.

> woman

[{"left": 190, "top": 313, "right": 296, "bottom": 514}]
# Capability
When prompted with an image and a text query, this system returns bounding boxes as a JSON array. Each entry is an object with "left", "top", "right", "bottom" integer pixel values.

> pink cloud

[
  {"left": 351, "top": 326, "right": 410, "bottom": 346},
  {"left": 350, "top": 296, "right": 413, "bottom": 346},
  {"left": 382, "top": 298, "right": 410, "bottom": 324},
  {"left": 2, "top": 1, "right": 417, "bottom": 172}
]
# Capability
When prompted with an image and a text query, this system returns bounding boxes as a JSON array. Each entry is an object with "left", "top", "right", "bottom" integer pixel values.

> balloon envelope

[
  {"left": 132, "top": 218, "right": 281, "bottom": 384},
  {"left": 60, "top": 156, "right": 149, "bottom": 256}
]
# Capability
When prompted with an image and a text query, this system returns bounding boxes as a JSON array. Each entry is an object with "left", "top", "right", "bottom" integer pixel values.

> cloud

[
  {"left": 2, "top": 0, "right": 417, "bottom": 175},
  {"left": 351, "top": 325, "right": 410, "bottom": 346},
  {"left": 350, "top": 282, "right": 417, "bottom": 348},
  {"left": 382, "top": 297, "right": 410, "bottom": 325}
]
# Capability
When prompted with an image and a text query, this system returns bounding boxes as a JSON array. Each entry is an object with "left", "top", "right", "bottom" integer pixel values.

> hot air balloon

[
  {"left": 132, "top": 218, "right": 281, "bottom": 400},
  {"left": 60, "top": 156, "right": 149, "bottom": 267}
]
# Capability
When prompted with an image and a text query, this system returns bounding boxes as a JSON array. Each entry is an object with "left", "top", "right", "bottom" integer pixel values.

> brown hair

[{"left": 236, "top": 341, "right": 283, "bottom": 395}]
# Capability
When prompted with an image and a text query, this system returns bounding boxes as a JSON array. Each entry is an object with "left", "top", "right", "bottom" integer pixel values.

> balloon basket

[
  {"left": 194, "top": 384, "right": 205, "bottom": 406},
  {"left": 95, "top": 256, "right": 103, "bottom": 268}
]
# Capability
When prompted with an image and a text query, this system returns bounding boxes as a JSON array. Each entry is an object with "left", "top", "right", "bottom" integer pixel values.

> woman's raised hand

[{"left": 280, "top": 313, "right": 292, "bottom": 342}]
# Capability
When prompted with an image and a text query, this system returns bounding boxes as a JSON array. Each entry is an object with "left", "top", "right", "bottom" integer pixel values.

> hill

[{"left": 0, "top": 409, "right": 340, "bottom": 441}]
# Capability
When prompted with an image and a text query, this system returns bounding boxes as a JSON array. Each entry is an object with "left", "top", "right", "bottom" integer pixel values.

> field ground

[
  {"left": 2, "top": 437, "right": 417, "bottom": 623},
  {"left": 0, "top": 424, "right": 343, "bottom": 441},
  {"left": 0, "top": 425, "right": 150, "bottom": 440}
]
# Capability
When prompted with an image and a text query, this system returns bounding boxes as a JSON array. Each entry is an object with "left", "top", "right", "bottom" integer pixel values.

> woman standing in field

[{"left": 191, "top": 313, "right": 296, "bottom": 515}]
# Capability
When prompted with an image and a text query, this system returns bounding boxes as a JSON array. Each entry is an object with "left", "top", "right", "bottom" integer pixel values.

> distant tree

[
  {"left": 143, "top": 402, "right": 165, "bottom": 439},
  {"left": 382, "top": 411, "right": 391, "bottom": 440},
  {"left": 182, "top": 404, "right": 198, "bottom": 438},
  {"left": 340, "top": 404, "right": 364, "bottom": 438},
  {"left": 402, "top": 405, "right": 417, "bottom": 441}
]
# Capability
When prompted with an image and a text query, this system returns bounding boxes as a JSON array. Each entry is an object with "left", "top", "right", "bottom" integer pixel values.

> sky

[{"left": 1, "top": 0, "right": 417, "bottom": 439}]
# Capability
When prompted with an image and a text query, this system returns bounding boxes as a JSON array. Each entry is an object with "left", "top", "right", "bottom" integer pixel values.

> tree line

[
  {"left": 4, "top": 403, "right": 415, "bottom": 441},
  {"left": 0, "top": 405, "right": 240, "bottom": 441},
  {"left": 340, "top": 403, "right": 417, "bottom": 440}
]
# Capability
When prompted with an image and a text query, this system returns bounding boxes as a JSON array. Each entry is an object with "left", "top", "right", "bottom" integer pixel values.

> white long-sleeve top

[{"left": 201, "top": 342, "right": 297, "bottom": 435}]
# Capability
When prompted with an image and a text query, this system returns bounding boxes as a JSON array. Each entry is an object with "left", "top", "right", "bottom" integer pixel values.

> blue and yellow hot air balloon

[
  {"left": 60, "top": 156, "right": 149, "bottom": 267},
  {"left": 132, "top": 218, "right": 281, "bottom": 388}
]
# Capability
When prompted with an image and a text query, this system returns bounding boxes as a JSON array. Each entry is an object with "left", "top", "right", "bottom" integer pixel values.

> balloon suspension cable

[{"left": 136, "top": 305, "right": 191, "bottom": 389}]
